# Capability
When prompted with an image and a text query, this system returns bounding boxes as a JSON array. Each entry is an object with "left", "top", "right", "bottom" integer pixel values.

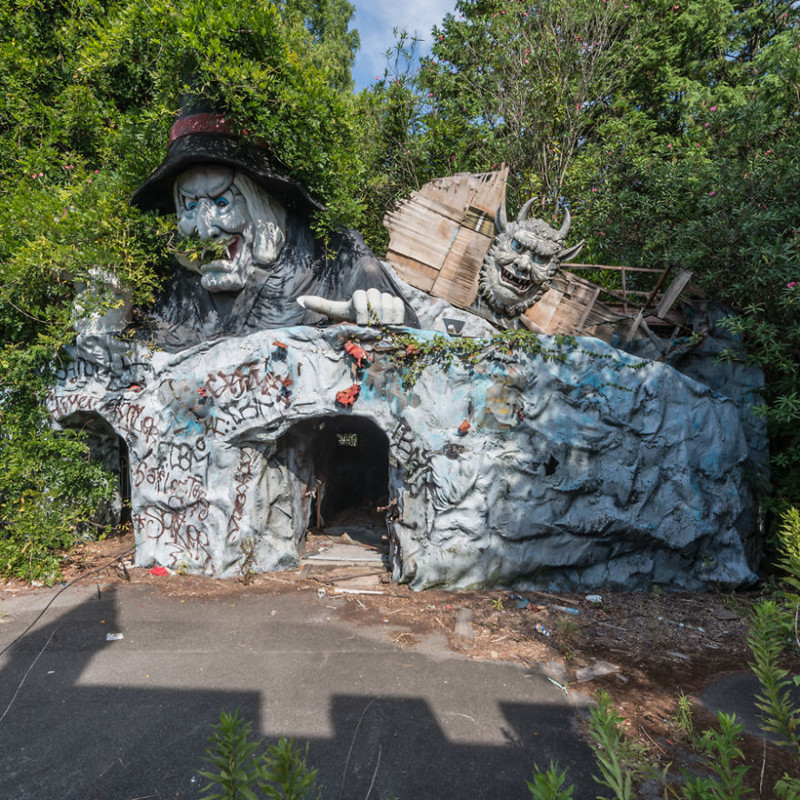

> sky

[{"left": 350, "top": 0, "right": 457, "bottom": 91}]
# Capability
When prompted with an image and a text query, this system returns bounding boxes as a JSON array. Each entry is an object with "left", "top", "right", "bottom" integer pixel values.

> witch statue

[{"left": 130, "top": 102, "right": 417, "bottom": 351}]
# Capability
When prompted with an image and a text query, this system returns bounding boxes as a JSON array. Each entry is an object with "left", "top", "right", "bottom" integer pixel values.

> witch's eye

[
  {"left": 214, "top": 196, "right": 230, "bottom": 208},
  {"left": 186, "top": 200, "right": 198, "bottom": 211},
  {"left": 510, "top": 238, "right": 525, "bottom": 253}
]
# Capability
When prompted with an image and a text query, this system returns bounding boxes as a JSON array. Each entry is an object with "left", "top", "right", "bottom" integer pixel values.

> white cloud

[{"left": 351, "top": 0, "right": 457, "bottom": 90}]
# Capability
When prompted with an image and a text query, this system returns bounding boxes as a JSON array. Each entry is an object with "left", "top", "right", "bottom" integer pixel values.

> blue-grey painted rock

[{"left": 49, "top": 326, "right": 758, "bottom": 590}]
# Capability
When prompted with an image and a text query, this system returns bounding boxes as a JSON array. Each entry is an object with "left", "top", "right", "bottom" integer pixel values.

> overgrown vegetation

[
  {"left": 0, "top": 0, "right": 362, "bottom": 582},
  {"left": 358, "top": 0, "right": 800, "bottom": 513}
]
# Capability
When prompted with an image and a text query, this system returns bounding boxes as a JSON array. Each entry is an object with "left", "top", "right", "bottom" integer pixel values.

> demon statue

[
  {"left": 130, "top": 107, "right": 415, "bottom": 350},
  {"left": 475, "top": 199, "right": 584, "bottom": 323}
]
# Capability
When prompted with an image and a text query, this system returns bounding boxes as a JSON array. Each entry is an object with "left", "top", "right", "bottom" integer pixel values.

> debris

[
  {"left": 147, "top": 566, "right": 170, "bottom": 576},
  {"left": 586, "top": 594, "right": 603, "bottom": 605},
  {"left": 576, "top": 660, "right": 621, "bottom": 683},
  {"left": 317, "top": 587, "right": 326, "bottom": 599},
  {"left": 457, "top": 419, "right": 471, "bottom": 436},
  {"left": 333, "top": 588, "right": 385, "bottom": 596},
  {"left": 657, "top": 616, "right": 706, "bottom": 633},
  {"left": 665, "top": 651, "right": 690, "bottom": 661},
  {"left": 272, "top": 340, "right": 287, "bottom": 349},
  {"left": 515, "top": 598, "right": 529, "bottom": 609},
  {"left": 534, "top": 623, "right": 551, "bottom": 638},
  {"left": 335, "top": 383, "right": 361, "bottom": 407},
  {"left": 105, "top": 632, "right": 124, "bottom": 641},
  {"left": 712, "top": 607, "right": 740, "bottom": 621},
  {"left": 455, "top": 608, "right": 474, "bottom": 640},
  {"left": 343, "top": 340, "right": 371, "bottom": 368},
  {"left": 549, "top": 603, "right": 580, "bottom": 616},
  {"left": 547, "top": 677, "right": 569, "bottom": 694}
]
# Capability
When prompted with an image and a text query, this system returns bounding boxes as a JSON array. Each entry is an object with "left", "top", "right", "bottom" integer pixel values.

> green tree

[
  {"left": 361, "top": 0, "right": 800, "bottom": 510},
  {"left": 0, "top": 0, "right": 364, "bottom": 581}
]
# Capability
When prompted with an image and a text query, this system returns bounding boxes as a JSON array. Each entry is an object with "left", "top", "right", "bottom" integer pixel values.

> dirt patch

[{"left": 7, "top": 530, "right": 799, "bottom": 794}]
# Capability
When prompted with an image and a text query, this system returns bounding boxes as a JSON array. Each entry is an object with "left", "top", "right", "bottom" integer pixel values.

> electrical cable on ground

[{"left": 0, "top": 544, "right": 135, "bottom": 660}]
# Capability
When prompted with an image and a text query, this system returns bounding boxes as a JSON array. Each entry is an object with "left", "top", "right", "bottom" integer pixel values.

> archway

[
  {"left": 58, "top": 411, "right": 131, "bottom": 530},
  {"left": 277, "top": 415, "right": 391, "bottom": 550}
]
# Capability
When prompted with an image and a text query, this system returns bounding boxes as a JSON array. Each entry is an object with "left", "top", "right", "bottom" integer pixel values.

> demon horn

[
  {"left": 516, "top": 198, "right": 536, "bottom": 222},
  {"left": 495, "top": 202, "right": 508, "bottom": 233},
  {"left": 558, "top": 208, "right": 572, "bottom": 240}
]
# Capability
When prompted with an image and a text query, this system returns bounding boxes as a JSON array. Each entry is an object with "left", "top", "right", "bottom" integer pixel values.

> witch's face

[{"left": 175, "top": 166, "right": 254, "bottom": 292}]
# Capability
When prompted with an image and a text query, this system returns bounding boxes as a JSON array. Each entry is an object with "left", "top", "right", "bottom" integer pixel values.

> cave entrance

[
  {"left": 287, "top": 415, "right": 391, "bottom": 550},
  {"left": 59, "top": 412, "right": 132, "bottom": 531}
]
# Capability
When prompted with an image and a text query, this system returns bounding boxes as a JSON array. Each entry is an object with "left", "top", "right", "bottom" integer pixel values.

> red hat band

[{"left": 169, "top": 113, "right": 233, "bottom": 146}]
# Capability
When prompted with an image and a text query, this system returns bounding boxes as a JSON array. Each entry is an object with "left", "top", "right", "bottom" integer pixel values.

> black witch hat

[{"left": 131, "top": 99, "right": 325, "bottom": 214}]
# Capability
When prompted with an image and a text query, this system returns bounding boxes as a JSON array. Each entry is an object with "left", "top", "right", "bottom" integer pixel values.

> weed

[
  {"left": 200, "top": 709, "right": 321, "bottom": 800},
  {"left": 776, "top": 507, "right": 800, "bottom": 595},
  {"left": 238, "top": 538, "right": 258, "bottom": 586},
  {"left": 671, "top": 691, "right": 695, "bottom": 744},
  {"left": 587, "top": 689, "right": 646, "bottom": 800},
  {"left": 491, "top": 596, "right": 505, "bottom": 612},
  {"left": 527, "top": 760, "right": 575, "bottom": 799},
  {"left": 747, "top": 600, "right": 800, "bottom": 753},
  {"left": 555, "top": 613, "right": 579, "bottom": 646},
  {"left": 680, "top": 712, "right": 752, "bottom": 799}
]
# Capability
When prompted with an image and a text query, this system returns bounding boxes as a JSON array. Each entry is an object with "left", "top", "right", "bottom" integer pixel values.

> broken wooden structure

[{"left": 384, "top": 168, "right": 704, "bottom": 353}]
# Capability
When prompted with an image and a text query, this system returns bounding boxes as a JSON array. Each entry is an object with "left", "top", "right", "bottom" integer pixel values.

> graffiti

[
  {"left": 54, "top": 358, "right": 98, "bottom": 384},
  {"left": 135, "top": 506, "right": 212, "bottom": 569},
  {"left": 115, "top": 403, "right": 158, "bottom": 445},
  {"left": 391, "top": 420, "right": 433, "bottom": 497},
  {"left": 169, "top": 441, "right": 209, "bottom": 473},
  {"left": 227, "top": 447, "right": 255, "bottom": 540},
  {"left": 49, "top": 392, "right": 101, "bottom": 419},
  {"left": 204, "top": 359, "right": 290, "bottom": 405}
]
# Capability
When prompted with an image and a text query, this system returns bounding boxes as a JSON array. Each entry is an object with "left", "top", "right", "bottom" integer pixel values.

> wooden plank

[
  {"left": 432, "top": 227, "right": 492, "bottom": 306},
  {"left": 386, "top": 207, "right": 459, "bottom": 273},
  {"left": 654, "top": 269, "right": 693, "bottom": 318},
  {"left": 522, "top": 286, "right": 563, "bottom": 331},
  {"left": 390, "top": 254, "right": 439, "bottom": 292},
  {"left": 521, "top": 272, "right": 601, "bottom": 335},
  {"left": 568, "top": 264, "right": 666, "bottom": 274}
]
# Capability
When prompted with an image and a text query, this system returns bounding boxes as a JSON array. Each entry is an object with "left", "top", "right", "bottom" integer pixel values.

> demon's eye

[
  {"left": 510, "top": 238, "right": 525, "bottom": 253},
  {"left": 186, "top": 200, "right": 198, "bottom": 211},
  {"left": 214, "top": 196, "right": 230, "bottom": 208}
]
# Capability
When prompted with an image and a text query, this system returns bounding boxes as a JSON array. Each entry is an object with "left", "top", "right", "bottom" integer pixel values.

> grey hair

[{"left": 232, "top": 172, "right": 287, "bottom": 266}]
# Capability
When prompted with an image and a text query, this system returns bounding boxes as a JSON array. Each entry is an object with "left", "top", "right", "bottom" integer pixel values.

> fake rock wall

[{"left": 49, "top": 327, "right": 758, "bottom": 591}]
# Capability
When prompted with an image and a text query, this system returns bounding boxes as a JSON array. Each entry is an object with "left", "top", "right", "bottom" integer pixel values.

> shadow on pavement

[{"left": 0, "top": 587, "right": 595, "bottom": 800}]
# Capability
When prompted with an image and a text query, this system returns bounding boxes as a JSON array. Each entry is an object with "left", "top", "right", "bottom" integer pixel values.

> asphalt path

[{"left": 0, "top": 583, "right": 596, "bottom": 800}]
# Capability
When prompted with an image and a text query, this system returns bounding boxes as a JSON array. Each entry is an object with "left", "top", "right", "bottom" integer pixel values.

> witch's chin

[{"left": 200, "top": 266, "right": 247, "bottom": 292}]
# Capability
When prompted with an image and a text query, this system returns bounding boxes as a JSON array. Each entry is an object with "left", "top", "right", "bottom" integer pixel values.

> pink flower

[
  {"left": 709, "top": 191, "right": 715, "bottom": 196},
  {"left": 667, "top": 143, "right": 672, "bottom": 148},
  {"left": 705, "top": 122, "right": 710, "bottom": 127},
  {"left": 765, "top": 149, "right": 772, "bottom": 155},
  {"left": 787, "top": 281, "right": 797, "bottom": 288},
  {"left": 710, "top": 106, "right": 717, "bottom": 111},
  {"left": 591, "top": 187, "right": 598, "bottom": 192},
  {"left": 38, "top": 172, "right": 43, "bottom": 177}
]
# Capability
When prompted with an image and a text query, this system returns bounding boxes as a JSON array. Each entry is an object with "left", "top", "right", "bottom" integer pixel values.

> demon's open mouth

[{"left": 500, "top": 266, "right": 532, "bottom": 292}]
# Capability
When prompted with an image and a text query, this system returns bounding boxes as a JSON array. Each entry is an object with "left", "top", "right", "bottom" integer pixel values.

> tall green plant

[{"left": 200, "top": 710, "right": 320, "bottom": 800}]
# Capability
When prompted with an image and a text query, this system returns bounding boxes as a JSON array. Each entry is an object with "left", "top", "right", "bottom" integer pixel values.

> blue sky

[{"left": 350, "top": 0, "right": 457, "bottom": 91}]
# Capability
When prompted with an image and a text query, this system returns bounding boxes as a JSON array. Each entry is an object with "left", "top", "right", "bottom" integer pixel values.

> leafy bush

[{"left": 0, "top": 0, "right": 363, "bottom": 582}]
